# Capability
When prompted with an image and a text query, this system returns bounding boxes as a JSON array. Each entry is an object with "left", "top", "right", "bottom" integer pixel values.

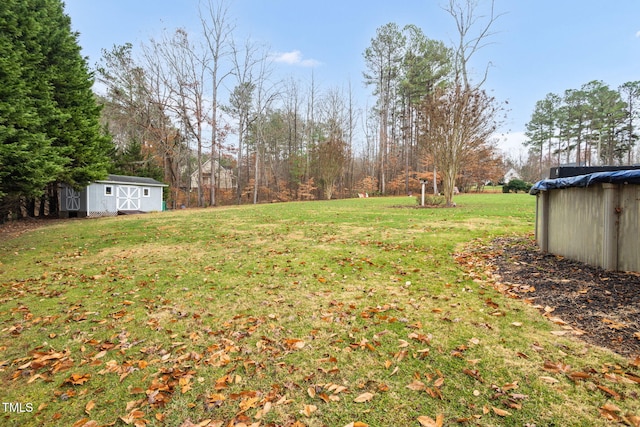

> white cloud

[
  {"left": 636, "top": 30, "right": 640, "bottom": 38},
  {"left": 271, "top": 50, "right": 321, "bottom": 67}
]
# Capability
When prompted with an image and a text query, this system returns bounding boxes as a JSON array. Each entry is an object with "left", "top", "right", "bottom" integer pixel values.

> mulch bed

[{"left": 482, "top": 236, "right": 640, "bottom": 358}]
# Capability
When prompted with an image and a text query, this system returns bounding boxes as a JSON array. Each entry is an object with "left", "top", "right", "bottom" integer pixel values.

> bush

[
  {"left": 503, "top": 179, "right": 532, "bottom": 193},
  {"left": 415, "top": 195, "right": 446, "bottom": 206}
]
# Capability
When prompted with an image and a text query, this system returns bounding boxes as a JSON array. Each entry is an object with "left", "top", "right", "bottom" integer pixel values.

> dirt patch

[
  {"left": 0, "top": 217, "right": 65, "bottom": 240},
  {"left": 478, "top": 236, "right": 640, "bottom": 358}
]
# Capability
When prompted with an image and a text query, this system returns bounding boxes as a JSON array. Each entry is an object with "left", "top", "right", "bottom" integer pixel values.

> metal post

[
  {"left": 602, "top": 183, "right": 619, "bottom": 270},
  {"left": 537, "top": 191, "right": 550, "bottom": 253},
  {"left": 420, "top": 179, "right": 428, "bottom": 206}
]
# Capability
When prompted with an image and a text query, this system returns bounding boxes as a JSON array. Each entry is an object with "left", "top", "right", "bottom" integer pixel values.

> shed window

[
  {"left": 142, "top": 187, "right": 150, "bottom": 197},
  {"left": 104, "top": 185, "right": 113, "bottom": 196}
]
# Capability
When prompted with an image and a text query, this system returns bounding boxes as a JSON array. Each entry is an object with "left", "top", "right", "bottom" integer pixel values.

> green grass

[{"left": 1, "top": 194, "right": 638, "bottom": 427}]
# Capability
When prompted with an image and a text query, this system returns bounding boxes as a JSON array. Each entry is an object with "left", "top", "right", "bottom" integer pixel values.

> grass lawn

[{"left": 1, "top": 194, "right": 638, "bottom": 427}]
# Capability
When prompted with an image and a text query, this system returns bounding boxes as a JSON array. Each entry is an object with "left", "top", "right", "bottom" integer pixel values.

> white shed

[{"left": 60, "top": 174, "right": 167, "bottom": 218}]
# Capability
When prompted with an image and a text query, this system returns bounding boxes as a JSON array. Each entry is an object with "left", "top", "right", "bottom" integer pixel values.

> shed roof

[{"left": 95, "top": 174, "right": 167, "bottom": 187}]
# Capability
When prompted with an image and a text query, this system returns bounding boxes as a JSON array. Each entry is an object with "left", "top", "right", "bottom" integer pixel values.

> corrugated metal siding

[
  {"left": 618, "top": 186, "right": 640, "bottom": 271},
  {"left": 537, "top": 183, "right": 640, "bottom": 272},
  {"left": 547, "top": 186, "right": 604, "bottom": 267}
]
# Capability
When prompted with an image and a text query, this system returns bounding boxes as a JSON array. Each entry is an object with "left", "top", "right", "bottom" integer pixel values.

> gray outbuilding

[
  {"left": 60, "top": 174, "right": 167, "bottom": 218},
  {"left": 531, "top": 169, "right": 640, "bottom": 272}
]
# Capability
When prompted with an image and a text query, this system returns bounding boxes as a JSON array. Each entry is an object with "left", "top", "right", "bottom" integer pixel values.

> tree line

[
  {"left": 522, "top": 80, "right": 640, "bottom": 180},
  {"left": 1, "top": 0, "right": 505, "bottom": 219},
  {"left": 95, "top": 0, "right": 505, "bottom": 208}
]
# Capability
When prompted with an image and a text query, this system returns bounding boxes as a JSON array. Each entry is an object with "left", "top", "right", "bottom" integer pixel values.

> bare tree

[
  {"left": 420, "top": 85, "right": 499, "bottom": 206},
  {"left": 313, "top": 86, "right": 350, "bottom": 199},
  {"left": 229, "top": 36, "right": 264, "bottom": 203},
  {"left": 314, "top": 138, "right": 348, "bottom": 200},
  {"left": 416, "top": 0, "right": 503, "bottom": 206},
  {"left": 98, "top": 43, "right": 190, "bottom": 208},
  {"left": 443, "top": 0, "right": 503, "bottom": 89},
  {"left": 144, "top": 28, "right": 210, "bottom": 207},
  {"left": 250, "top": 52, "right": 278, "bottom": 204},
  {"left": 200, "top": 0, "right": 234, "bottom": 206}
]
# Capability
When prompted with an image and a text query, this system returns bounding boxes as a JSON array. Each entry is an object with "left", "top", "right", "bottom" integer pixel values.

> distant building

[
  {"left": 504, "top": 168, "right": 521, "bottom": 183},
  {"left": 60, "top": 174, "right": 167, "bottom": 217},
  {"left": 190, "top": 158, "right": 234, "bottom": 190}
]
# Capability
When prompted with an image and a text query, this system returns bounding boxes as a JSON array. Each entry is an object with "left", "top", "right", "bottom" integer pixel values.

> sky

[{"left": 63, "top": 0, "right": 640, "bottom": 158}]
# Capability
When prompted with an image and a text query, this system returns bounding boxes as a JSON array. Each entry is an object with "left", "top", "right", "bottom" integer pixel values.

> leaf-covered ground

[
  {"left": 1, "top": 196, "right": 639, "bottom": 427},
  {"left": 470, "top": 236, "right": 640, "bottom": 357}
]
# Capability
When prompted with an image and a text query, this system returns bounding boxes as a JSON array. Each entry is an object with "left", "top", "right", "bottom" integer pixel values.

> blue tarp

[{"left": 530, "top": 170, "right": 640, "bottom": 195}]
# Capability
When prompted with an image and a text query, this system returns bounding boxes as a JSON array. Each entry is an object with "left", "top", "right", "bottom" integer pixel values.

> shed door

[
  {"left": 66, "top": 188, "right": 80, "bottom": 211},
  {"left": 117, "top": 186, "right": 140, "bottom": 210}
]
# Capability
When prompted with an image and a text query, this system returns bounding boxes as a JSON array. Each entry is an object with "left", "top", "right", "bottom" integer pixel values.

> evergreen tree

[
  {"left": 0, "top": 0, "right": 111, "bottom": 218},
  {"left": 0, "top": 0, "right": 64, "bottom": 217},
  {"left": 40, "top": 0, "right": 112, "bottom": 189}
]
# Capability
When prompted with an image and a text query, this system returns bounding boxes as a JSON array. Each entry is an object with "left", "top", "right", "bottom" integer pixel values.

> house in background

[
  {"left": 503, "top": 168, "right": 521, "bottom": 183},
  {"left": 60, "top": 174, "right": 167, "bottom": 218},
  {"left": 189, "top": 158, "right": 234, "bottom": 191}
]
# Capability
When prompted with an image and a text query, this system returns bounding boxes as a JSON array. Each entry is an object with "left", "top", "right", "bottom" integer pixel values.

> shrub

[
  {"left": 504, "top": 179, "right": 532, "bottom": 193},
  {"left": 415, "top": 195, "right": 446, "bottom": 206}
]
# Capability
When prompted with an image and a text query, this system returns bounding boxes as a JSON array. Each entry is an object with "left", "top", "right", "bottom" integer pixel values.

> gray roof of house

[{"left": 96, "top": 174, "right": 167, "bottom": 187}]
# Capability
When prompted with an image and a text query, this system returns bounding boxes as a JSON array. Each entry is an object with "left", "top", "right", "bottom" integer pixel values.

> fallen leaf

[
  {"left": 492, "top": 407, "right": 511, "bottom": 417},
  {"left": 66, "top": 373, "right": 91, "bottom": 385},
  {"left": 625, "top": 373, "right": 640, "bottom": 384},
  {"left": 72, "top": 419, "right": 99, "bottom": 427},
  {"left": 406, "top": 380, "right": 426, "bottom": 391},
  {"left": 307, "top": 386, "right": 316, "bottom": 398},
  {"left": 568, "top": 371, "right": 591, "bottom": 381},
  {"left": 353, "top": 392, "right": 374, "bottom": 403},
  {"left": 417, "top": 414, "right": 444, "bottom": 426},
  {"left": 463, "top": 369, "right": 483, "bottom": 382},
  {"left": 596, "top": 384, "right": 621, "bottom": 400},
  {"left": 284, "top": 339, "right": 306, "bottom": 350},
  {"left": 539, "top": 376, "right": 559, "bottom": 384},
  {"left": 602, "top": 318, "right": 627, "bottom": 330},
  {"left": 599, "top": 403, "right": 622, "bottom": 422},
  {"left": 85, "top": 400, "right": 95, "bottom": 414},
  {"left": 623, "top": 413, "right": 640, "bottom": 426},
  {"left": 300, "top": 404, "right": 317, "bottom": 417}
]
